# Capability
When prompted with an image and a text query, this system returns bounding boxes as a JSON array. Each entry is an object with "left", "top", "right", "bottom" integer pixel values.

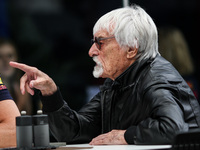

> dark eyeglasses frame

[{"left": 91, "top": 36, "right": 115, "bottom": 50}]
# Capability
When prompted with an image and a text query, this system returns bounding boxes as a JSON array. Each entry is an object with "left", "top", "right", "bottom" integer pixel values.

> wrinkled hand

[
  {"left": 9, "top": 61, "right": 57, "bottom": 96},
  {"left": 89, "top": 130, "right": 127, "bottom": 145}
]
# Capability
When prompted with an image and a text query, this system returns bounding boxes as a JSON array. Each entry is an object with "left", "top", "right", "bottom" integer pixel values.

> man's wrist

[
  {"left": 41, "top": 83, "right": 57, "bottom": 96},
  {"left": 124, "top": 126, "right": 137, "bottom": 144},
  {"left": 40, "top": 87, "right": 65, "bottom": 112}
]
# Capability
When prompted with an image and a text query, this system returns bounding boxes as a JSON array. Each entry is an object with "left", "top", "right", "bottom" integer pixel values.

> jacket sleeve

[
  {"left": 41, "top": 87, "right": 102, "bottom": 144},
  {"left": 124, "top": 84, "right": 189, "bottom": 144}
]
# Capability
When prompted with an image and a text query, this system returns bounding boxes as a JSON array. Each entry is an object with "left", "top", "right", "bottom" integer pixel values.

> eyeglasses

[{"left": 91, "top": 36, "right": 115, "bottom": 50}]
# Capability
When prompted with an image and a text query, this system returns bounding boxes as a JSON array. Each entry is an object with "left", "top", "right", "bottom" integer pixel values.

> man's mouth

[{"left": 93, "top": 57, "right": 99, "bottom": 65}]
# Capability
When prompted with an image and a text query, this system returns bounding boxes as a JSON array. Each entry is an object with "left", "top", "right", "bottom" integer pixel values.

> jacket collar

[{"left": 100, "top": 56, "right": 155, "bottom": 91}]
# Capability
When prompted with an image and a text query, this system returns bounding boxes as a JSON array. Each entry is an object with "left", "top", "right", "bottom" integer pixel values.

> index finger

[{"left": 9, "top": 61, "right": 35, "bottom": 73}]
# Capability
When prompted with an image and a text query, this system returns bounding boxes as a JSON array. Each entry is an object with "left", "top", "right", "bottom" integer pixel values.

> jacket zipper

[
  {"left": 109, "top": 90, "right": 115, "bottom": 131},
  {"left": 101, "top": 90, "right": 106, "bottom": 133}
]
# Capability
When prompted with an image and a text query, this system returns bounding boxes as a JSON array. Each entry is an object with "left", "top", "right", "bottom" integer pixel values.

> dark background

[{"left": 0, "top": 0, "right": 199, "bottom": 111}]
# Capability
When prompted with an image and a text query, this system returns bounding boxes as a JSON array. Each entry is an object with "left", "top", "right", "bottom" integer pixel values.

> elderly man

[{"left": 10, "top": 5, "right": 200, "bottom": 145}]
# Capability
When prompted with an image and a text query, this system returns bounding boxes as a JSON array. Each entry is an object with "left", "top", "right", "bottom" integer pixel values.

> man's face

[
  {"left": 89, "top": 30, "right": 130, "bottom": 80},
  {"left": 0, "top": 44, "right": 17, "bottom": 77}
]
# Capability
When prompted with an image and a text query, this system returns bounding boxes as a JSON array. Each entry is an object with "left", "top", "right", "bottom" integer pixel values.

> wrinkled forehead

[{"left": 93, "top": 30, "right": 111, "bottom": 38}]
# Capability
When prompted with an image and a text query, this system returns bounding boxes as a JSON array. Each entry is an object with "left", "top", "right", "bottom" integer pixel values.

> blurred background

[{"left": 0, "top": 0, "right": 199, "bottom": 114}]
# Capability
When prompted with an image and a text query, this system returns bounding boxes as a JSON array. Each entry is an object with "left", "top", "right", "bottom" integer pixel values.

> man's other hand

[{"left": 89, "top": 130, "right": 128, "bottom": 145}]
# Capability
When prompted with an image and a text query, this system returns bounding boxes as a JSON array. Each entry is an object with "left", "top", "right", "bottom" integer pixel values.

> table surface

[{"left": 54, "top": 143, "right": 172, "bottom": 150}]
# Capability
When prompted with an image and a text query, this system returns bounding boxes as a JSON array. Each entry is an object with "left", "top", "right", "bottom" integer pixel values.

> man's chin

[
  {"left": 93, "top": 70, "right": 103, "bottom": 78},
  {"left": 93, "top": 73, "right": 101, "bottom": 79}
]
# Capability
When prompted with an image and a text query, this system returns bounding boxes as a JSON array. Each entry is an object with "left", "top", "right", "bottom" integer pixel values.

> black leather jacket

[{"left": 41, "top": 55, "right": 200, "bottom": 144}]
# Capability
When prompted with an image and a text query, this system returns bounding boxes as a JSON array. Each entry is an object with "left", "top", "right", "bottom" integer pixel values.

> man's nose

[{"left": 88, "top": 44, "right": 99, "bottom": 57}]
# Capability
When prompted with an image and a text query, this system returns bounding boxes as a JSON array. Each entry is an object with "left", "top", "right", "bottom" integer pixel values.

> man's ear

[{"left": 127, "top": 47, "right": 138, "bottom": 59}]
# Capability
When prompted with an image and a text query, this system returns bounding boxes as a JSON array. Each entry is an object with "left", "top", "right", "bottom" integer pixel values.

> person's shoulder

[
  {"left": 0, "top": 77, "right": 13, "bottom": 101},
  {"left": 139, "top": 56, "right": 183, "bottom": 90},
  {"left": 149, "top": 56, "right": 183, "bottom": 81}
]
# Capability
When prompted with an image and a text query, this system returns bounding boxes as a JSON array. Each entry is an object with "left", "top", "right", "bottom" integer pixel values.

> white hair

[{"left": 93, "top": 5, "right": 160, "bottom": 61}]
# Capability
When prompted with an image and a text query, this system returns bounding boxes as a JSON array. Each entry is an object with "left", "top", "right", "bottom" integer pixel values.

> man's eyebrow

[
  {"left": 95, "top": 34, "right": 106, "bottom": 38},
  {"left": 94, "top": 36, "right": 103, "bottom": 39}
]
